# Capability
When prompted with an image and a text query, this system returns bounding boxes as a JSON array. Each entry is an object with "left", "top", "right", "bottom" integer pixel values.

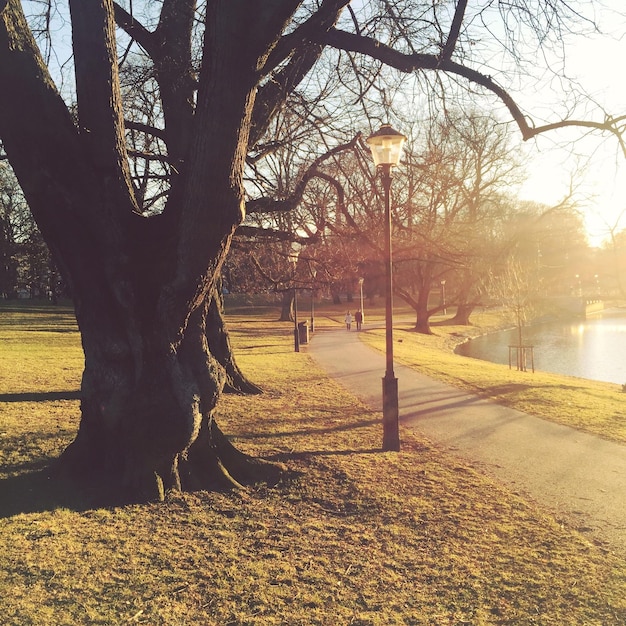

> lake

[{"left": 455, "top": 308, "right": 626, "bottom": 385}]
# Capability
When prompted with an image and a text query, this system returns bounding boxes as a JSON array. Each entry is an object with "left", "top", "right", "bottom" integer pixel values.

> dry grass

[{"left": 1, "top": 303, "right": 625, "bottom": 625}]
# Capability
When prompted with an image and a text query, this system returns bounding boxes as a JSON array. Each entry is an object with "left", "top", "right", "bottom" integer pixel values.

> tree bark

[
  {"left": 449, "top": 303, "right": 475, "bottom": 326},
  {"left": 0, "top": 0, "right": 289, "bottom": 502},
  {"left": 60, "top": 285, "right": 275, "bottom": 501},
  {"left": 278, "top": 289, "right": 295, "bottom": 322}
]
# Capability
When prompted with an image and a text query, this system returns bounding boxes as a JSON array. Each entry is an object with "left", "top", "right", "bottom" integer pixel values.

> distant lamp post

[
  {"left": 366, "top": 123, "right": 406, "bottom": 452},
  {"left": 440, "top": 280, "right": 447, "bottom": 315},
  {"left": 293, "top": 285, "right": 300, "bottom": 352},
  {"left": 310, "top": 269, "right": 317, "bottom": 333},
  {"left": 358, "top": 277, "right": 365, "bottom": 325},
  {"left": 290, "top": 246, "right": 301, "bottom": 352}
]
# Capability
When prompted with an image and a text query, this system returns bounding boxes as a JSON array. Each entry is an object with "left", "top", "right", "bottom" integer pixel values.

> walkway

[{"left": 307, "top": 324, "right": 626, "bottom": 555}]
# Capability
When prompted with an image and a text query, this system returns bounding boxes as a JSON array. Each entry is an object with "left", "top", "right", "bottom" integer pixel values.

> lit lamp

[{"left": 366, "top": 123, "right": 406, "bottom": 452}]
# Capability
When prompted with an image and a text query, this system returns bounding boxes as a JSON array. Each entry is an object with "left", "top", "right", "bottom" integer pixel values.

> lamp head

[{"left": 366, "top": 123, "right": 406, "bottom": 167}]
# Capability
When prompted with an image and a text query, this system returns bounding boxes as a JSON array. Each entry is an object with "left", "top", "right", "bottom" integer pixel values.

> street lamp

[
  {"left": 366, "top": 123, "right": 406, "bottom": 452},
  {"left": 440, "top": 280, "right": 447, "bottom": 315},
  {"left": 310, "top": 269, "right": 317, "bottom": 333},
  {"left": 293, "top": 285, "right": 300, "bottom": 352},
  {"left": 290, "top": 246, "right": 301, "bottom": 352},
  {"left": 358, "top": 277, "right": 365, "bottom": 326}
]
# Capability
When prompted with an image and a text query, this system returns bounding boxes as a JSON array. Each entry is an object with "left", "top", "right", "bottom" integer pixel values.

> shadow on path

[{"left": 307, "top": 324, "right": 626, "bottom": 556}]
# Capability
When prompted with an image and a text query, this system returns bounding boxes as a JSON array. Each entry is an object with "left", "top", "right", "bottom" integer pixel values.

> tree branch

[
  {"left": 113, "top": 2, "right": 156, "bottom": 56},
  {"left": 235, "top": 225, "right": 302, "bottom": 242},
  {"left": 69, "top": 0, "right": 138, "bottom": 212},
  {"left": 440, "top": 0, "right": 468, "bottom": 63},
  {"left": 251, "top": 0, "right": 349, "bottom": 147},
  {"left": 311, "top": 27, "right": 626, "bottom": 150},
  {"left": 125, "top": 120, "right": 167, "bottom": 142},
  {"left": 246, "top": 134, "right": 361, "bottom": 215}
]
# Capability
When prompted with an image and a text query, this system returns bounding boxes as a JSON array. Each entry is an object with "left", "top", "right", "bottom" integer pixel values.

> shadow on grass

[
  {"left": 0, "top": 467, "right": 107, "bottom": 518},
  {"left": 477, "top": 383, "right": 534, "bottom": 395},
  {"left": 0, "top": 412, "right": 382, "bottom": 517},
  {"left": 236, "top": 344, "right": 281, "bottom": 351},
  {"left": 232, "top": 417, "right": 380, "bottom": 440},
  {"left": 0, "top": 390, "right": 80, "bottom": 402},
  {"left": 24, "top": 327, "right": 78, "bottom": 333},
  {"left": 267, "top": 447, "right": 382, "bottom": 462}
]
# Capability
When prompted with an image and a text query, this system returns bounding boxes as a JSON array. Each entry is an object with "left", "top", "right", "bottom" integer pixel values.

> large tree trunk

[
  {"left": 0, "top": 0, "right": 294, "bottom": 502},
  {"left": 278, "top": 289, "right": 296, "bottom": 322},
  {"left": 61, "top": 285, "right": 274, "bottom": 502},
  {"left": 450, "top": 275, "right": 476, "bottom": 325},
  {"left": 398, "top": 285, "right": 433, "bottom": 335}
]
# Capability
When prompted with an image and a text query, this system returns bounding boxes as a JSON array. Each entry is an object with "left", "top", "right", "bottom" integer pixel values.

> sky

[
  {"left": 24, "top": 1, "right": 626, "bottom": 246},
  {"left": 514, "top": 2, "right": 626, "bottom": 246}
]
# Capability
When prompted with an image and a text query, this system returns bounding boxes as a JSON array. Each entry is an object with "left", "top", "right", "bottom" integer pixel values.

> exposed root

[
  {"left": 57, "top": 406, "right": 289, "bottom": 503},
  {"left": 181, "top": 415, "right": 287, "bottom": 492}
]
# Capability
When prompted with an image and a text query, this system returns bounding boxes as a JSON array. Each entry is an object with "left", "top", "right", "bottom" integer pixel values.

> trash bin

[{"left": 298, "top": 320, "right": 309, "bottom": 344}]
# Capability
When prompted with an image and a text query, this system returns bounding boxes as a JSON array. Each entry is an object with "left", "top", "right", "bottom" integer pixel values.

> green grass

[{"left": 1, "top": 303, "right": 626, "bottom": 624}]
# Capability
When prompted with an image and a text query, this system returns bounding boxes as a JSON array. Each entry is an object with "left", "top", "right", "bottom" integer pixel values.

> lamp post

[
  {"left": 358, "top": 277, "right": 365, "bottom": 326},
  {"left": 366, "top": 123, "right": 406, "bottom": 452},
  {"left": 440, "top": 280, "right": 447, "bottom": 315},
  {"left": 293, "top": 286, "right": 300, "bottom": 352},
  {"left": 309, "top": 270, "right": 317, "bottom": 333},
  {"left": 290, "top": 248, "right": 300, "bottom": 352}
]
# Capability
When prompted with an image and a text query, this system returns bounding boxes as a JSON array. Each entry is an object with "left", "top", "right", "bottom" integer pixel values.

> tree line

[
  {"left": 0, "top": 163, "right": 65, "bottom": 300},
  {"left": 229, "top": 107, "right": 620, "bottom": 334}
]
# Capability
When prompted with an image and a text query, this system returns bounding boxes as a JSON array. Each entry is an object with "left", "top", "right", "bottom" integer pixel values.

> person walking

[
  {"left": 355, "top": 309, "right": 363, "bottom": 331},
  {"left": 344, "top": 311, "right": 353, "bottom": 331}
]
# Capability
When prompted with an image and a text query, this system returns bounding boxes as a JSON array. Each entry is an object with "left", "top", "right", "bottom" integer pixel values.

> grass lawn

[{"left": 1, "top": 302, "right": 625, "bottom": 625}]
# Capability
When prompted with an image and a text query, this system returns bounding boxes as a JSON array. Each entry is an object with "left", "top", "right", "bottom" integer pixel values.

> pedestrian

[
  {"left": 355, "top": 309, "right": 363, "bottom": 331},
  {"left": 344, "top": 310, "right": 352, "bottom": 331}
]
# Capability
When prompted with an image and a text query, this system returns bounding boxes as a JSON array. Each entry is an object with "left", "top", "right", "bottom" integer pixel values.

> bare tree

[
  {"left": 488, "top": 257, "right": 542, "bottom": 370},
  {"left": 0, "top": 162, "right": 57, "bottom": 299},
  {"left": 0, "top": 1, "right": 624, "bottom": 500},
  {"left": 390, "top": 110, "right": 524, "bottom": 333}
]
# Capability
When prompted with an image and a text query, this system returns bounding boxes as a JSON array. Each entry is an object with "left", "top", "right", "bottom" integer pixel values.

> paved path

[{"left": 307, "top": 324, "right": 626, "bottom": 555}]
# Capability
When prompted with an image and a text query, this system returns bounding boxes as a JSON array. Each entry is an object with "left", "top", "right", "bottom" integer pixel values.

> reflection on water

[{"left": 455, "top": 308, "right": 626, "bottom": 385}]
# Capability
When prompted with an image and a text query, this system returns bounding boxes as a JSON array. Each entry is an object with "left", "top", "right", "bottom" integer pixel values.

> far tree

[
  {"left": 488, "top": 258, "right": 542, "bottom": 370},
  {"left": 599, "top": 228, "right": 626, "bottom": 298},
  {"left": 392, "top": 110, "right": 523, "bottom": 333},
  {"left": 501, "top": 201, "right": 591, "bottom": 298},
  {"left": 0, "top": 163, "right": 24, "bottom": 298},
  {"left": 0, "top": 162, "right": 57, "bottom": 299},
  {"left": 1, "top": 1, "right": 624, "bottom": 500}
]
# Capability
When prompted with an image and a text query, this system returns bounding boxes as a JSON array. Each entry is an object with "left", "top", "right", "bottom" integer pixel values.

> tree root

[
  {"left": 182, "top": 416, "right": 287, "bottom": 493},
  {"left": 57, "top": 408, "right": 287, "bottom": 503}
]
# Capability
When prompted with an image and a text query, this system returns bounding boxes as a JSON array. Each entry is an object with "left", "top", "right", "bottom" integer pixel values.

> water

[{"left": 455, "top": 308, "right": 626, "bottom": 385}]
